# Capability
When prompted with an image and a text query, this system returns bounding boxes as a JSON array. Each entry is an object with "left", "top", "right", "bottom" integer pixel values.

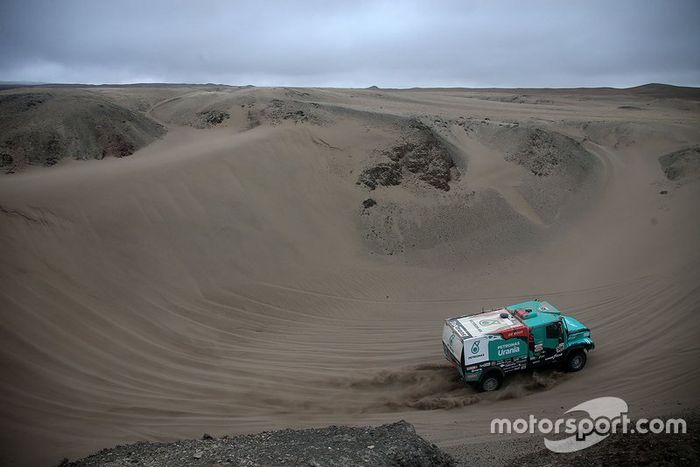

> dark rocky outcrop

[
  {"left": 358, "top": 121, "right": 457, "bottom": 191},
  {"left": 358, "top": 162, "right": 403, "bottom": 190},
  {"left": 64, "top": 421, "right": 454, "bottom": 467},
  {"left": 505, "top": 128, "right": 565, "bottom": 176},
  {"left": 198, "top": 110, "right": 230, "bottom": 127},
  {"left": 659, "top": 146, "right": 700, "bottom": 181},
  {"left": 260, "top": 99, "right": 324, "bottom": 125},
  {"left": 362, "top": 198, "right": 377, "bottom": 209},
  {"left": 0, "top": 90, "right": 165, "bottom": 170}
]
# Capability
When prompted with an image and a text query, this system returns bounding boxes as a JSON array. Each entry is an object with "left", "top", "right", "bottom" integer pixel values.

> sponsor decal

[
  {"left": 496, "top": 341, "right": 521, "bottom": 357},
  {"left": 489, "top": 338, "right": 528, "bottom": 360},
  {"left": 478, "top": 318, "right": 501, "bottom": 327},
  {"left": 499, "top": 325, "right": 529, "bottom": 340},
  {"left": 464, "top": 372, "right": 479, "bottom": 381},
  {"left": 470, "top": 315, "right": 514, "bottom": 333},
  {"left": 464, "top": 337, "right": 489, "bottom": 364},
  {"left": 471, "top": 340, "right": 480, "bottom": 354}
]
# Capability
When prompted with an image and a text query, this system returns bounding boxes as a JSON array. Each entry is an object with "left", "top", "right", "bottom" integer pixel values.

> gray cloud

[{"left": 1, "top": 0, "right": 699, "bottom": 87}]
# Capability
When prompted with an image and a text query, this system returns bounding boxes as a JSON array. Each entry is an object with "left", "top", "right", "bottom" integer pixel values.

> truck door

[{"left": 543, "top": 320, "right": 565, "bottom": 354}]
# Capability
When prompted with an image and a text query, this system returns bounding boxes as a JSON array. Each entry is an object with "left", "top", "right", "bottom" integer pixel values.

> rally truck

[{"left": 442, "top": 300, "right": 594, "bottom": 392}]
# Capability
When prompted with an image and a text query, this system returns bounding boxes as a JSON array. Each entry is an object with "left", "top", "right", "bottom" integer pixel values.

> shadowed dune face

[{"left": 0, "top": 85, "right": 699, "bottom": 465}]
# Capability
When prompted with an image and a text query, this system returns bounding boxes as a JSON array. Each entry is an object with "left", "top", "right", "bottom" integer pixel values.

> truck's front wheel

[
  {"left": 478, "top": 372, "right": 503, "bottom": 392},
  {"left": 565, "top": 349, "right": 587, "bottom": 372}
]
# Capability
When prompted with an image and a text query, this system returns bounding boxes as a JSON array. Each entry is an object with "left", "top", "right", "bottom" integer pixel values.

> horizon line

[{"left": 2, "top": 81, "right": 699, "bottom": 91}]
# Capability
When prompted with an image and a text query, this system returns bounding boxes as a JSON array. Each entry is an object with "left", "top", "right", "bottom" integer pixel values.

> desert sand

[{"left": 0, "top": 84, "right": 699, "bottom": 465}]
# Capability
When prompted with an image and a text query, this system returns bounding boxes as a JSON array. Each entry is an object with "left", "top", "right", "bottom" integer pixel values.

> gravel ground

[
  {"left": 445, "top": 437, "right": 542, "bottom": 467},
  {"left": 63, "top": 421, "right": 454, "bottom": 467}
]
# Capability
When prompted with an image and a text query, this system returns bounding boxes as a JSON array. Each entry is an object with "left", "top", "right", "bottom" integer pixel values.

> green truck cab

[{"left": 442, "top": 300, "right": 594, "bottom": 391}]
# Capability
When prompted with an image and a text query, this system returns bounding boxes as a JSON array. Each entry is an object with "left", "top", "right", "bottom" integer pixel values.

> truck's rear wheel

[
  {"left": 565, "top": 349, "right": 587, "bottom": 372},
  {"left": 478, "top": 372, "right": 503, "bottom": 392}
]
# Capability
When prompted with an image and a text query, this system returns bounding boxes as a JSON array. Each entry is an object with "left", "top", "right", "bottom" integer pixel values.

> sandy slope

[{"left": 0, "top": 85, "right": 699, "bottom": 465}]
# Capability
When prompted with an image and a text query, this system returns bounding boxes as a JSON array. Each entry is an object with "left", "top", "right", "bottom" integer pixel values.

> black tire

[
  {"left": 565, "top": 349, "right": 587, "bottom": 372},
  {"left": 478, "top": 371, "right": 503, "bottom": 392}
]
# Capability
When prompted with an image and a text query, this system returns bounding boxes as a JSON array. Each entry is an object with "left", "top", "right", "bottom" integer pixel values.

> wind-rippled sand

[{"left": 1, "top": 84, "right": 699, "bottom": 465}]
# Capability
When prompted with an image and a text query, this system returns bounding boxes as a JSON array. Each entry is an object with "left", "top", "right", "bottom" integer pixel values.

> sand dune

[
  {"left": 0, "top": 84, "right": 699, "bottom": 465},
  {"left": 0, "top": 89, "right": 170, "bottom": 171}
]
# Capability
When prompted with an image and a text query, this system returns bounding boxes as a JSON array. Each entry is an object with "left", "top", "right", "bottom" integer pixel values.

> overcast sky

[{"left": 1, "top": 0, "right": 698, "bottom": 88}]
